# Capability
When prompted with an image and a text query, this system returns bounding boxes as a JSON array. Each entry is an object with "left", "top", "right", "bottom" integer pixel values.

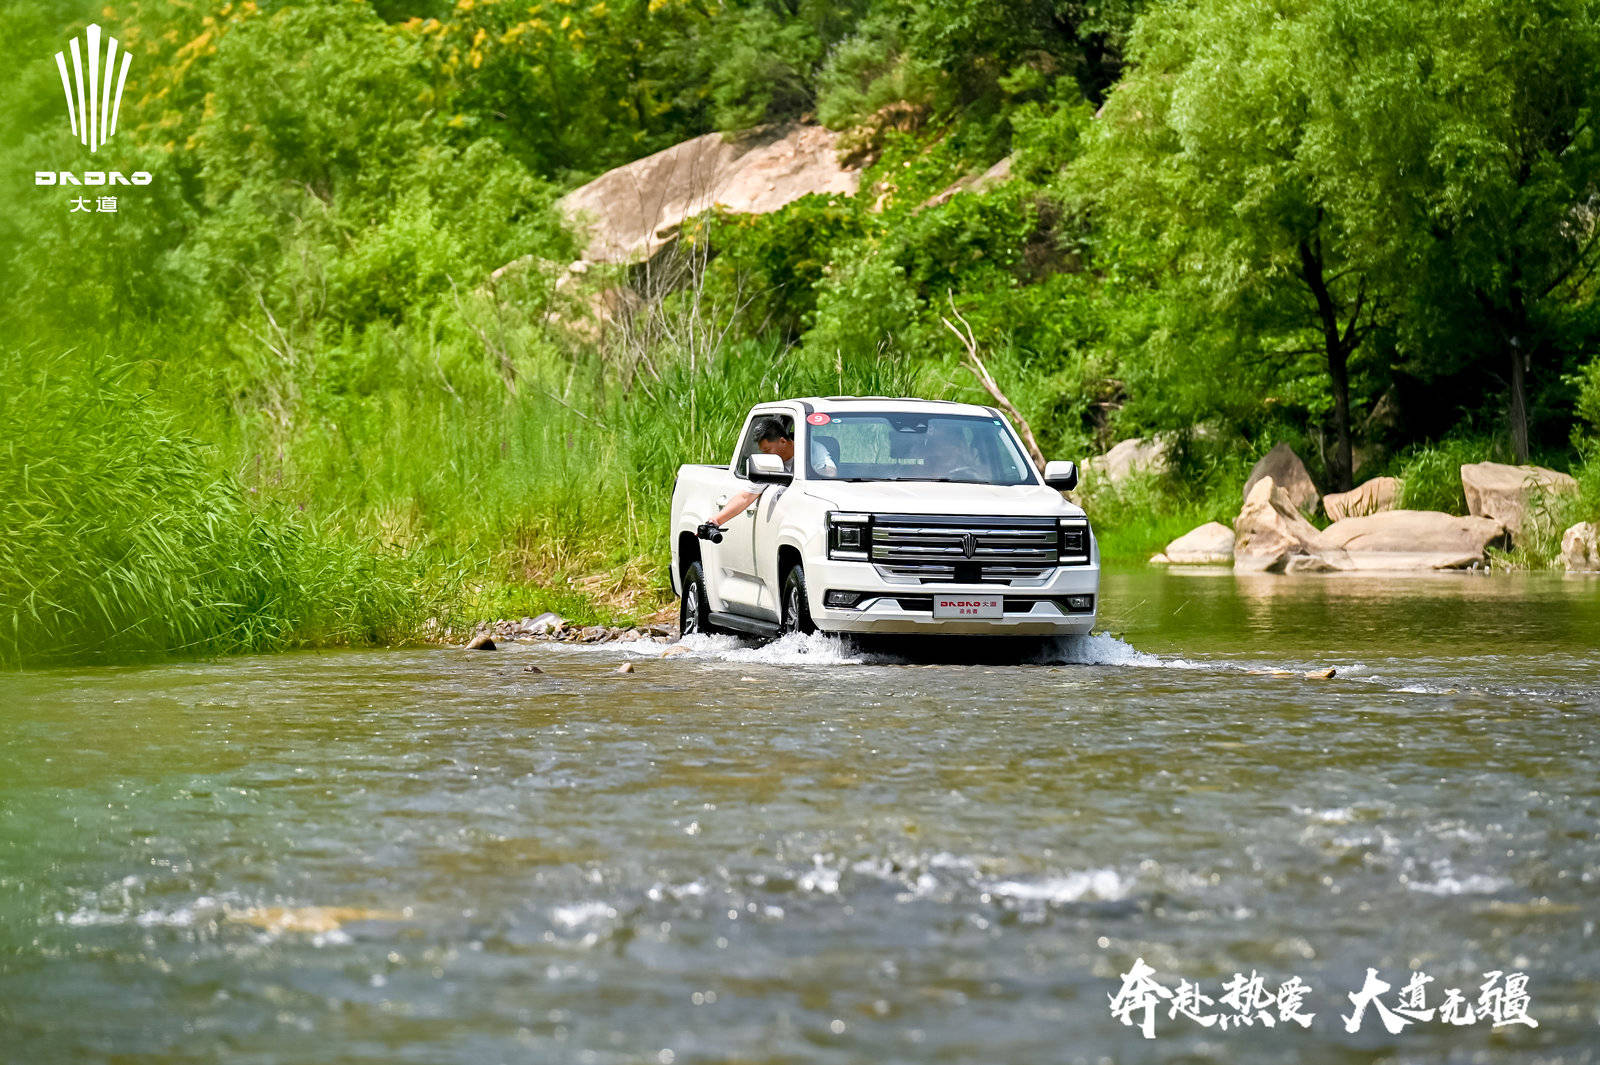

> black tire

[
  {"left": 680, "top": 560, "right": 714, "bottom": 636},
  {"left": 780, "top": 565, "right": 817, "bottom": 636}
]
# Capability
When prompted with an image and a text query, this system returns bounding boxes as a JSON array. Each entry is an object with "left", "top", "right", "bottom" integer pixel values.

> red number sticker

[{"left": 806, "top": 412, "right": 831, "bottom": 425}]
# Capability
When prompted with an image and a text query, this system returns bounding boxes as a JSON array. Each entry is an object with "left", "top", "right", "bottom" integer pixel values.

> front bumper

[{"left": 803, "top": 557, "right": 1100, "bottom": 636}]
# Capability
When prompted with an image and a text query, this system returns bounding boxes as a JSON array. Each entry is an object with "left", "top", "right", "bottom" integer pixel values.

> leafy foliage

[{"left": 5, "top": 0, "right": 1600, "bottom": 661}]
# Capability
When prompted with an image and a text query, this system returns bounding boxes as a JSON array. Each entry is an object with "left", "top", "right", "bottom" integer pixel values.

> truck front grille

[{"left": 868, "top": 514, "right": 1077, "bottom": 584}]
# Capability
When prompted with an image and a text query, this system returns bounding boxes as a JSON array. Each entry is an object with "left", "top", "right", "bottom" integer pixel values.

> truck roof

[{"left": 786, "top": 396, "right": 1000, "bottom": 418}]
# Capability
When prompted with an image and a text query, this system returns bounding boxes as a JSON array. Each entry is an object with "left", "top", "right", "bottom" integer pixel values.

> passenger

[{"left": 699, "top": 416, "right": 835, "bottom": 539}]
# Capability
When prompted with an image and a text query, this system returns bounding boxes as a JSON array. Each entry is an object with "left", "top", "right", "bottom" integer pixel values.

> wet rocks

[
  {"left": 1234, "top": 478, "right": 1330, "bottom": 573},
  {"left": 1460, "top": 462, "right": 1578, "bottom": 535},
  {"left": 1560, "top": 522, "right": 1600, "bottom": 572},
  {"left": 1242, "top": 443, "right": 1319, "bottom": 515},
  {"left": 1322, "top": 476, "right": 1401, "bottom": 522},
  {"left": 1151, "top": 521, "right": 1234, "bottom": 565},
  {"left": 1245, "top": 667, "right": 1337, "bottom": 679},
  {"left": 527, "top": 612, "right": 568, "bottom": 637},
  {"left": 615, "top": 662, "right": 635, "bottom": 674},
  {"left": 226, "top": 905, "right": 406, "bottom": 934},
  {"left": 451, "top": 612, "right": 676, "bottom": 650},
  {"left": 1317, "top": 510, "right": 1509, "bottom": 570}
]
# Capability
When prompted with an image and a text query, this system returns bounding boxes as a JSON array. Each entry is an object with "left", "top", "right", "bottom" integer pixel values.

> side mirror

[
  {"left": 1044, "top": 460, "right": 1078, "bottom": 491},
  {"left": 747, "top": 453, "right": 793, "bottom": 485}
]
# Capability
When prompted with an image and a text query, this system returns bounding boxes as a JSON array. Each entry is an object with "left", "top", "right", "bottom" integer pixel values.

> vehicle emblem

[{"left": 961, "top": 533, "right": 978, "bottom": 558}]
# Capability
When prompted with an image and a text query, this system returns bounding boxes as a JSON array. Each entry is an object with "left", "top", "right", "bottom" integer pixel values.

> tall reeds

[{"left": 0, "top": 349, "right": 421, "bottom": 666}]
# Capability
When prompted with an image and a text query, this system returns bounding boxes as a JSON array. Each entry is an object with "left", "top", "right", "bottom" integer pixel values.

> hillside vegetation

[{"left": 3, "top": 0, "right": 1599, "bottom": 664}]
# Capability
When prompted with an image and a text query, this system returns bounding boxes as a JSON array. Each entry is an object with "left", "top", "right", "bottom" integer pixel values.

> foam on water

[
  {"left": 550, "top": 900, "right": 619, "bottom": 928},
  {"left": 986, "top": 868, "right": 1126, "bottom": 904},
  {"left": 1403, "top": 872, "right": 1511, "bottom": 896},
  {"left": 592, "top": 630, "right": 1202, "bottom": 669}
]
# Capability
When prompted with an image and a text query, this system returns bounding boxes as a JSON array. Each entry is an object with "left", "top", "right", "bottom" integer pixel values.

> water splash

[{"left": 604, "top": 630, "right": 1201, "bottom": 669}]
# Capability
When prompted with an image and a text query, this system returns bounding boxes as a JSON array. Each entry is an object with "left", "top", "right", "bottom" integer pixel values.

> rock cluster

[
  {"left": 1232, "top": 478, "right": 1328, "bottom": 573},
  {"left": 1142, "top": 441, "right": 1586, "bottom": 574},
  {"left": 459, "top": 612, "right": 675, "bottom": 649},
  {"left": 1242, "top": 443, "right": 1319, "bottom": 515}
]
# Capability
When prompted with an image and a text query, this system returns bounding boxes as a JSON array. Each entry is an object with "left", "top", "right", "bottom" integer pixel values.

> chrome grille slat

[
  {"left": 870, "top": 546, "right": 1054, "bottom": 558},
  {"left": 873, "top": 527, "right": 1057, "bottom": 539},
  {"left": 867, "top": 514, "right": 1064, "bottom": 583}
]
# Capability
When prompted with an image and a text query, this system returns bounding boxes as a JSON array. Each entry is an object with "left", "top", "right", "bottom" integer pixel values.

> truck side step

[{"left": 708, "top": 612, "right": 782, "bottom": 638}]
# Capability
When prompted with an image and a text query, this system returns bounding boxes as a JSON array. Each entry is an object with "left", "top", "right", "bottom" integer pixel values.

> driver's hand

[{"left": 696, "top": 522, "right": 724, "bottom": 543}]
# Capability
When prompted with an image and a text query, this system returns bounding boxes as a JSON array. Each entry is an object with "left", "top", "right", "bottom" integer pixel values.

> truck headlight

[
  {"left": 1058, "top": 519, "right": 1090, "bottom": 561},
  {"left": 827, "top": 512, "right": 870, "bottom": 560}
]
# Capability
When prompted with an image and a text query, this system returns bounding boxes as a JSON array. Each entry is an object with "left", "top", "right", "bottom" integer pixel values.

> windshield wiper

[{"left": 886, "top": 477, "right": 993, "bottom": 484}]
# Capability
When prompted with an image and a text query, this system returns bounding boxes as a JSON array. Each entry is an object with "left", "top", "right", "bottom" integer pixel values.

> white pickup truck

[{"left": 669, "top": 397, "right": 1098, "bottom": 639}]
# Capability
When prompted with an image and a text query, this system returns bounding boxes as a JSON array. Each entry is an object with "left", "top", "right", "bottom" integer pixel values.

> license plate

[{"left": 933, "top": 594, "right": 1003, "bottom": 619}]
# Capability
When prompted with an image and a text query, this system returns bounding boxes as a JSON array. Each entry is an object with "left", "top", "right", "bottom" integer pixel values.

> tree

[
  {"left": 1381, "top": 0, "right": 1600, "bottom": 461},
  {"left": 1077, "top": 0, "right": 1600, "bottom": 477},
  {"left": 1074, "top": 0, "right": 1402, "bottom": 491}
]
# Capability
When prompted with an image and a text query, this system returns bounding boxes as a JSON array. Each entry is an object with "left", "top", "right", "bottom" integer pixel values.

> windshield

[{"left": 806, "top": 412, "right": 1037, "bottom": 485}]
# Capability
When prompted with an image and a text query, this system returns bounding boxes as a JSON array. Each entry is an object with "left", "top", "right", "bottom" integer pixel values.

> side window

[
  {"left": 732, "top": 421, "right": 761, "bottom": 478},
  {"left": 733, "top": 413, "right": 793, "bottom": 478}
]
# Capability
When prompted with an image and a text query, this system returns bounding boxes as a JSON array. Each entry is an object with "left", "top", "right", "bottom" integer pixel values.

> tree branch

[{"left": 941, "top": 291, "right": 1047, "bottom": 471}]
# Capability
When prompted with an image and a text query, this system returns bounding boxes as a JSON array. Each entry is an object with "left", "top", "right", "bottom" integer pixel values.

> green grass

[{"left": 0, "top": 349, "right": 431, "bottom": 666}]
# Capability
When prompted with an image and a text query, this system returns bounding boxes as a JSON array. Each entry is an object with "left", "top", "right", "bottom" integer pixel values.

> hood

[{"left": 801, "top": 479, "right": 1085, "bottom": 519}]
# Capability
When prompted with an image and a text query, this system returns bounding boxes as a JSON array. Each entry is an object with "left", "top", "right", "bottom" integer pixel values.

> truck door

[{"left": 710, "top": 411, "right": 792, "bottom": 618}]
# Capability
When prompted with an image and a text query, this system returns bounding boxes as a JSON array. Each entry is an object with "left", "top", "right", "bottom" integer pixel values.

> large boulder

[
  {"left": 1317, "top": 510, "right": 1508, "bottom": 570},
  {"left": 923, "top": 156, "right": 1013, "bottom": 209},
  {"left": 1561, "top": 522, "right": 1600, "bottom": 572},
  {"left": 557, "top": 125, "right": 861, "bottom": 264},
  {"left": 1322, "top": 476, "right": 1401, "bottom": 522},
  {"left": 1151, "top": 521, "right": 1235, "bottom": 565},
  {"left": 1242, "top": 443, "right": 1319, "bottom": 515},
  {"left": 1460, "top": 462, "right": 1578, "bottom": 535},
  {"left": 1234, "top": 477, "right": 1333, "bottom": 572},
  {"left": 1083, "top": 436, "right": 1169, "bottom": 488}
]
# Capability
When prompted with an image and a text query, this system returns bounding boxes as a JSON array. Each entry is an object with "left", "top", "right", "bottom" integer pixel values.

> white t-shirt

[
  {"left": 810, "top": 439, "right": 838, "bottom": 478},
  {"left": 742, "top": 443, "right": 835, "bottom": 494}
]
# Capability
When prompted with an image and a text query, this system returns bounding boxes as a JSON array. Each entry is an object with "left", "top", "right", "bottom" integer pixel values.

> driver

[
  {"left": 697, "top": 416, "right": 836, "bottom": 540},
  {"left": 921, "top": 420, "right": 983, "bottom": 479}
]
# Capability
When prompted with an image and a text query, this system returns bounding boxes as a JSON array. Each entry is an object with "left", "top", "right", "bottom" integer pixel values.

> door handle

[{"left": 714, "top": 496, "right": 729, "bottom": 509}]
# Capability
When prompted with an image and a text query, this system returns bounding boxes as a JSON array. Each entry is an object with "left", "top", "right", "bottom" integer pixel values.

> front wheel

[
  {"left": 780, "top": 565, "right": 816, "bottom": 636},
  {"left": 680, "top": 560, "right": 714, "bottom": 636}
]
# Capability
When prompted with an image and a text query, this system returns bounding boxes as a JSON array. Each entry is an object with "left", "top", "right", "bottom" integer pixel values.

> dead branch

[{"left": 941, "top": 292, "right": 1046, "bottom": 470}]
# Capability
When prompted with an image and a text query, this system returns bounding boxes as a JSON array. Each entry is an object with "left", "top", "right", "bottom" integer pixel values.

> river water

[{"left": 3, "top": 569, "right": 1597, "bottom": 1064}]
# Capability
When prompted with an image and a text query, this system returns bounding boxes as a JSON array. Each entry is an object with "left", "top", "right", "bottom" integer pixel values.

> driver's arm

[{"left": 712, "top": 489, "right": 760, "bottom": 527}]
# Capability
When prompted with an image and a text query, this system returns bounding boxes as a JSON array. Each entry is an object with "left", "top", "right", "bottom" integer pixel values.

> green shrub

[
  {"left": 1571, "top": 356, "right": 1600, "bottom": 442},
  {"left": 1396, "top": 437, "right": 1497, "bottom": 513}
]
